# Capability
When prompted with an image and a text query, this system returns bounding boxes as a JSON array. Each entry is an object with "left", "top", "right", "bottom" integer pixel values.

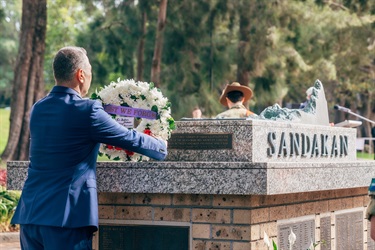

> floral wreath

[{"left": 91, "top": 79, "right": 175, "bottom": 162}]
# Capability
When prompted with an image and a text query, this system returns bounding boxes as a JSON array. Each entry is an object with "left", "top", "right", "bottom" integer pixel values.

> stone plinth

[
  {"left": 167, "top": 119, "right": 357, "bottom": 163},
  {"left": 6, "top": 119, "right": 375, "bottom": 250},
  {"left": 7, "top": 160, "right": 373, "bottom": 195}
]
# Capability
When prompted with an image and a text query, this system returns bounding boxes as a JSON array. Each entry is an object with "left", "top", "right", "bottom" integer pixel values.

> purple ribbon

[{"left": 104, "top": 104, "right": 157, "bottom": 120}]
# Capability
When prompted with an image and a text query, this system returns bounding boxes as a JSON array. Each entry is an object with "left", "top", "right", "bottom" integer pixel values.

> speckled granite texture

[
  {"left": 7, "top": 160, "right": 374, "bottom": 195},
  {"left": 166, "top": 119, "right": 357, "bottom": 162},
  {"left": 6, "top": 120, "right": 370, "bottom": 195}
]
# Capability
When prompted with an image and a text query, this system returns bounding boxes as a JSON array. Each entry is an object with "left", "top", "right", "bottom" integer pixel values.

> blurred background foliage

[{"left": 0, "top": 0, "right": 374, "bottom": 135}]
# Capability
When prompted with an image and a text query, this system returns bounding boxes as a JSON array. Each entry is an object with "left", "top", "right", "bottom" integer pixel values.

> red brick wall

[{"left": 95, "top": 187, "right": 369, "bottom": 250}]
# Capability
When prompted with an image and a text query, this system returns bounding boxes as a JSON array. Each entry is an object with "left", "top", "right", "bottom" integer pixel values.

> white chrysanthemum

[
  {"left": 288, "top": 228, "right": 296, "bottom": 250},
  {"left": 263, "top": 231, "right": 270, "bottom": 247},
  {"left": 94, "top": 79, "right": 174, "bottom": 162}
]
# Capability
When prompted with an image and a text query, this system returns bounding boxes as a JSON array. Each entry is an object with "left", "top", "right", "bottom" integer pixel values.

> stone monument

[{"left": 7, "top": 80, "right": 375, "bottom": 250}]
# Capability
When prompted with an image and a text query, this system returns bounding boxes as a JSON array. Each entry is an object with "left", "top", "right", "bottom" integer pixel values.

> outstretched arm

[{"left": 89, "top": 101, "right": 167, "bottom": 160}]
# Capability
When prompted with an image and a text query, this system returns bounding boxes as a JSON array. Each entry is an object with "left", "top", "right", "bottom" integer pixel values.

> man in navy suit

[{"left": 11, "top": 46, "right": 168, "bottom": 249}]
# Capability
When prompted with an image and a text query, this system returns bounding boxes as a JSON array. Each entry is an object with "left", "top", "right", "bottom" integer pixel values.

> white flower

[
  {"left": 264, "top": 231, "right": 271, "bottom": 247},
  {"left": 308, "top": 240, "right": 314, "bottom": 250},
  {"left": 288, "top": 228, "right": 296, "bottom": 250},
  {"left": 95, "top": 78, "right": 174, "bottom": 162}
]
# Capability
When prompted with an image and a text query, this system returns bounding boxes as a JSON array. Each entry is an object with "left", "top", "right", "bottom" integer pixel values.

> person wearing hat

[{"left": 215, "top": 82, "right": 256, "bottom": 118}]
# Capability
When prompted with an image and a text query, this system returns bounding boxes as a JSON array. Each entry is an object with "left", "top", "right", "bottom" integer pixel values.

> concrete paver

[
  {"left": 0, "top": 241, "right": 21, "bottom": 250},
  {"left": 0, "top": 232, "right": 20, "bottom": 250}
]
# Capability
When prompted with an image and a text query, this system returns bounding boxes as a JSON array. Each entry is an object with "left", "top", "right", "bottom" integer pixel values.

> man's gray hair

[{"left": 53, "top": 46, "right": 89, "bottom": 82}]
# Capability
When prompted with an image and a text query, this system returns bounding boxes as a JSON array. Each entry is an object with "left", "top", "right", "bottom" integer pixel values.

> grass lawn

[
  {"left": 0, "top": 109, "right": 10, "bottom": 168},
  {"left": 357, "top": 151, "right": 375, "bottom": 160}
]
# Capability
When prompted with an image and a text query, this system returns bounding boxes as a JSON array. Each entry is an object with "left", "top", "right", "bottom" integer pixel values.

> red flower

[
  {"left": 124, "top": 149, "right": 135, "bottom": 156},
  {"left": 144, "top": 129, "right": 152, "bottom": 135},
  {"left": 107, "top": 145, "right": 124, "bottom": 151}
]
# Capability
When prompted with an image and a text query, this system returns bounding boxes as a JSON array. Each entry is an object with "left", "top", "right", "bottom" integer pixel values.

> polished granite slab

[{"left": 7, "top": 160, "right": 374, "bottom": 195}]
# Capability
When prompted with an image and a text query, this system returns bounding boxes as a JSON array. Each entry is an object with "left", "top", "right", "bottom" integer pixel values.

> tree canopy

[
  {"left": 0, "top": 0, "right": 21, "bottom": 107},
  {"left": 1, "top": 0, "right": 374, "bottom": 132}
]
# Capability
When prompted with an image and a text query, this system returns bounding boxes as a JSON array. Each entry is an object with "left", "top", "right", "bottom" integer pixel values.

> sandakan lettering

[
  {"left": 331, "top": 135, "right": 339, "bottom": 156},
  {"left": 267, "top": 132, "right": 276, "bottom": 156},
  {"left": 340, "top": 135, "right": 348, "bottom": 156},
  {"left": 321, "top": 134, "right": 328, "bottom": 157},
  {"left": 290, "top": 132, "right": 300, "bottom": 156},
  {"left": 267, "top": 132, "right": 348, "bottom": 158},
  {"left": 301, "top": 133, "right": 310, "bottom": 157},
  {"left": 278, "top": 132, "right": 288, "bottom": 157},
  {"left": 311, "top": 134, "right": 319, "bottom": 157}
]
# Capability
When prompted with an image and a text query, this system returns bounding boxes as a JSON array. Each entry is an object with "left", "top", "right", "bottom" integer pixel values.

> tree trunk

[
  {"left": 237, "top": 1, "right": 270, "bottom": 85},
  {"left": 236, "top": 0, "right": 251, "bottom": 86},
  {"left": 136, "top": 11, "right": 147, "bottom": 81},
  {"left": 151, "top": 0, "right": 167, "bottom": 87},
  {"left": 1, "top": 0, "right": 46, "bottom": 162}
]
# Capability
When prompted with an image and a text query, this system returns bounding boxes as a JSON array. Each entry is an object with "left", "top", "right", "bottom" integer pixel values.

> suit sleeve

[{"left": 89, "top": 101, "right": 167, "bottom": 160}]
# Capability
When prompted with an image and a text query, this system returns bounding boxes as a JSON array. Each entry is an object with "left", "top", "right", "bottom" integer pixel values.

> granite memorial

[{"left": 7, "top": 80, "right": 375, "bottom": 249}]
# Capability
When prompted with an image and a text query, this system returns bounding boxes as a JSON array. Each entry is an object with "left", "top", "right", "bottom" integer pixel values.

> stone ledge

[{"left": 7, "top": 160, "right": 374, "bottom": 195}]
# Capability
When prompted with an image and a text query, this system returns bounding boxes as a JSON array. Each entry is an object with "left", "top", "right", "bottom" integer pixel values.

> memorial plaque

[
  {"left": 335, "top": 211, "right": 363, "bottom": 250},
  {"left": 278, "top": 219, "right": 315, "bottom": 250},
  {"left": 320, "top": 216, "right": 331, "bottom": 250},
  {"left": 99, "top": 224, "right": 189, "bottom": 250},
  {"left": 168, "top": 133, "right": 233, "bottom": 150}
]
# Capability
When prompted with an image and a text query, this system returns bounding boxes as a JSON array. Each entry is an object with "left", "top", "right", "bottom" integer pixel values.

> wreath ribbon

[
  {"left": 92, "top": 78, "right": 175, "bottom": 162},
  {"left": 104, "top": 104, "right": 157, "bottom": 120}
]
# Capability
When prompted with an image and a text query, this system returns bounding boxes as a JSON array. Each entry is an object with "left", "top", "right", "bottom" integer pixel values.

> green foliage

[
  {"left": 0, "top": 185, "right": 20, "bottom": 232},
  {"left": 77, "top": 0, "right": 155, "bottom": 91},
  {"left": 90, "top": 92, "right": 101, "bottom": 100},
  {"left": 168, "top": 117, "right": 176, "bottom": 131},
  {"left": 357, "top": 151, "right": 375, "bottom": 160},
  {"left": 272, "top": 239, "right": 278, "bottom": 250},
  {"left": 162, "top": 0, "right": 240, "bottom": 118},
  {"left": 0, "top": 0, "right": 21, "bottom": 107},
  {"left": 44, "top": 0, "right": 91, "bottom": 89},
  {"left": 75, "top": 0, "right": 374, "bottom": 121},
  {"left": 0, "top": 0, "right": 374, "bottom": 126},
  {"left": 151, "top": 105, "right": 158, "bottom": 114},
  {"left": 261, "top": 0, "right": 373, "bottom": 102}
]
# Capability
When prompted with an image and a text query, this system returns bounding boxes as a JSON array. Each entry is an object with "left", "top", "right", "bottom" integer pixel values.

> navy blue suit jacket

[{"left": 11, "top": 86, "right": 167, "bottom": 230}]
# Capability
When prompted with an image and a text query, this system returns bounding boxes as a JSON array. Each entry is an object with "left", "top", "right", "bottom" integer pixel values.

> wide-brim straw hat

[{"left": 219, "top": 82, "right": 253, "bottom": 106}]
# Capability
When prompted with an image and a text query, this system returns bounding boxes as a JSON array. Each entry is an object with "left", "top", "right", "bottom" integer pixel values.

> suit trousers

[{"left": 20, "top": 224, "right": 94, "bottom": 250}]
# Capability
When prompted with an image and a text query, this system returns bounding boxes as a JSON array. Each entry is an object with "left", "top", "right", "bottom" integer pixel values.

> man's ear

[
  {"left": 76, "top": 69, "right": 85, "bottom": 83},
  {"left": 225, "top": 97, "right": 230, "bottom": 104}
]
